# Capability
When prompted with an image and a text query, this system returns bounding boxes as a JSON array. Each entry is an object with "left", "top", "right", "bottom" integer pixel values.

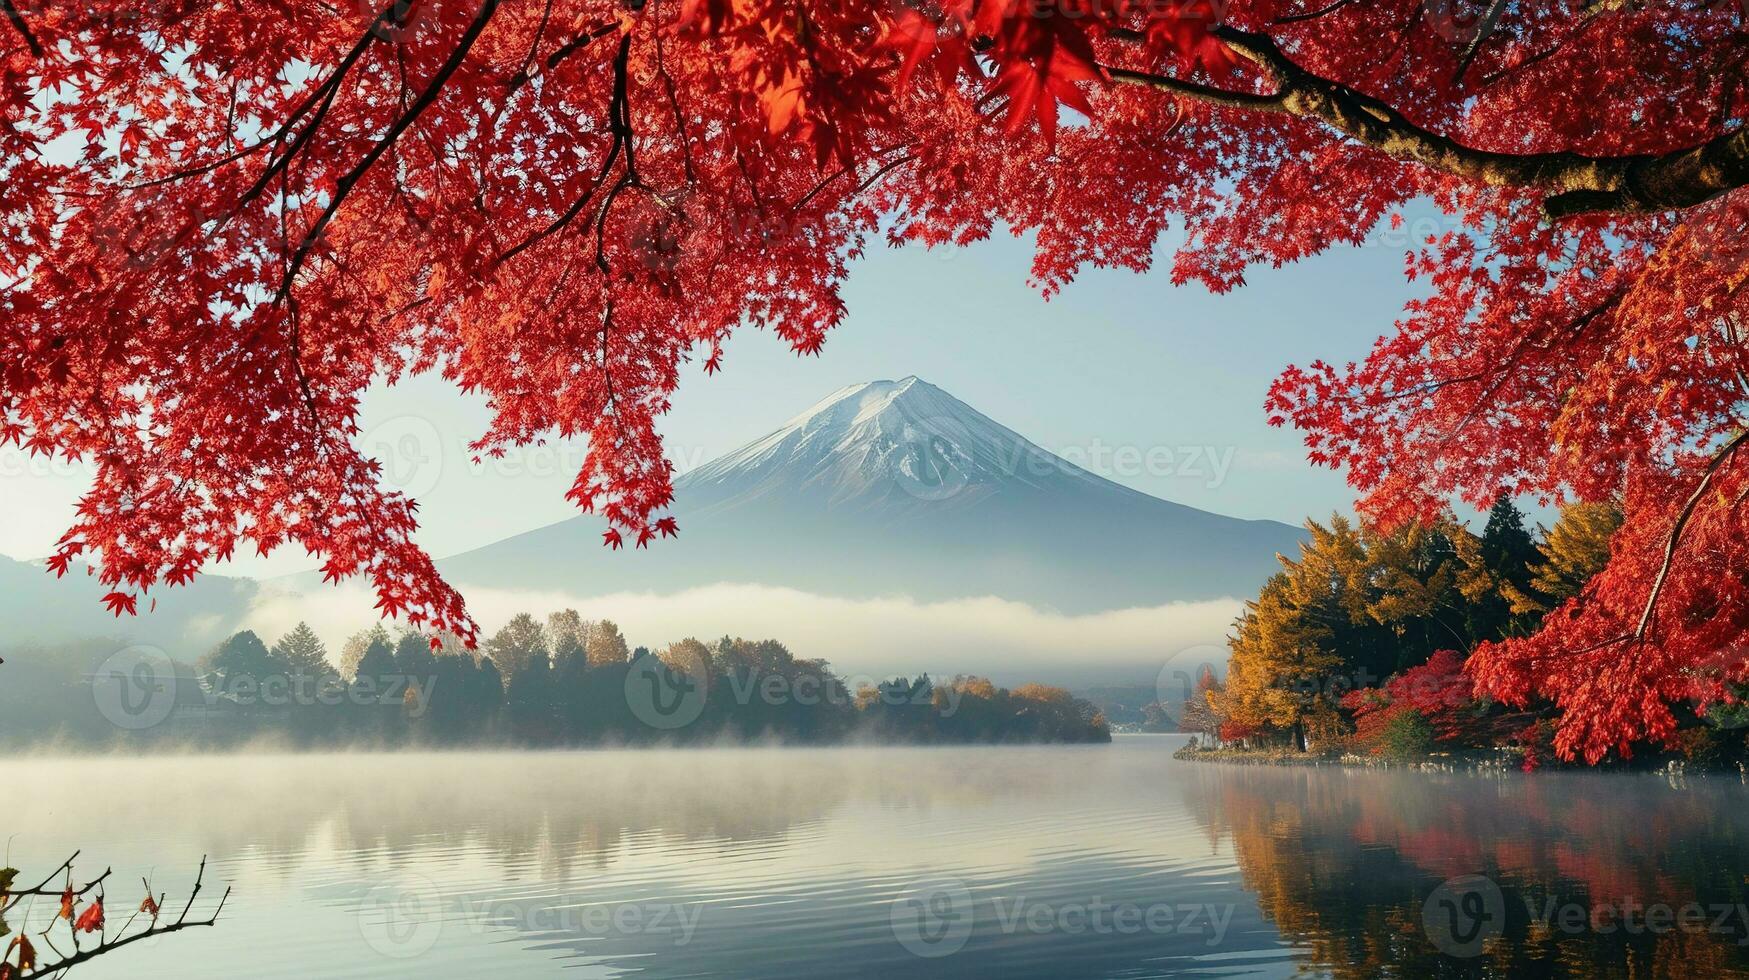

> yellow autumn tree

[
  {"left": 1217, "top": 514, "right": 1493, "bottom": 750},
  {"left": 1367, "top": 517, "right": 1476, "bottom": 656},
  {"left": 1504, "top": 501, "right": 1623, "bottom": 614},
  {"left": 1215, "top": 518, "right": 1365, "bottom": 751}
]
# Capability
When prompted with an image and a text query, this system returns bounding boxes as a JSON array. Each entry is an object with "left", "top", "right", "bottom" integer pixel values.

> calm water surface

[{"left": 9, "top": 736, "right": 1749, "bottom": 978}]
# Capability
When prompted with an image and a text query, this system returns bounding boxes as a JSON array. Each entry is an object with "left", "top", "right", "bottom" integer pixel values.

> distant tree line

[
  {"left": 0, "top": 611, "right": 1109, "bottom": 748},
  {"left": 1078, "top": 684, "right": 1178, "bottom": 734}
]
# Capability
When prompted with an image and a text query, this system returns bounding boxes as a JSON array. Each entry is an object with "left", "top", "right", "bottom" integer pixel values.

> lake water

[{"left": 8, "top": 735, "right": 1749, "bottom": 978}]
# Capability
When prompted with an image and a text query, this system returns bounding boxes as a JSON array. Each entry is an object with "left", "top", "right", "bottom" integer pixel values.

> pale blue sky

[{"left": 1, "top": 218, "right": 1441, "bottom": 577}]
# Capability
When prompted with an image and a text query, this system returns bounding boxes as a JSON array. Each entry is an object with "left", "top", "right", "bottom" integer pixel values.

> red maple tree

[{"left": 3, "top": 1, "right": 1746, "bottom": 758}]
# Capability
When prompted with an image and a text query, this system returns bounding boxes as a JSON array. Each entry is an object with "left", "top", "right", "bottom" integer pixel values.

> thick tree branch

[
  {"left": 1104, "top": 27, "right": 1749, "bottom": 219},
  {"left": 1, "top": 0, "right": 40, "bottom": 58},
  {"left": 1101, "top": 65, "right": 1284, "bottom": 112}
]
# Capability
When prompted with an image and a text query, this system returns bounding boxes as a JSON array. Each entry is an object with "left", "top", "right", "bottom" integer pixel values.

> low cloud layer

[{"left": 240, "top": 582, "right": 1242, "bottom": 689}]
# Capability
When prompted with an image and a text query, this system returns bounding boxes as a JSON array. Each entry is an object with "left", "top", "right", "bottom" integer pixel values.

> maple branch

[
  {"left": 1272, "top": 0, "right": 1361, "bottom": 25},
  {"left": 17, "top": 855, "right": 230, "bottom": 980},
  {"left": 507, "top": 0, "right": 555, "bottom": 94},
  {"left": 1634, "top": 429, "right": 1749, "bottom": 642},
  {"left": 497, "top": 31, "right": 633, "bottom": 267},
  {"left": 3, "top": 853, "right": 81, "bottom": 909},
  {"left": 1436, "top": 291, "right": 1621, "bottom": 446},
  {"left": 1, "top": 0, "right": 40, "bottom": 58},
  {"left": 1104, "top": 27, "right": 1749, "bottom": 218},
  {"left": 506, "top": 18, "right": 618, "bottom": 95},
  {"left": 141, "top": 4, "right": 402, "bottom": 194},
  {"left": 849, "top": 153, "right": 917, "bottom": 197},
  {"left": 0, "top": 854, "right": 229, "bottom": 973},
  {"left": 275, "top": 0, "right": 502, "bottom": 304},
  {"left": 791, "top": 143, "right": 914, "bottom": 213},
  {"left": 1379, "top": 373, "right": 1485, "bottom": 403},
  {"left": 655, "top": 38, "right": 696, "bottom": 185},
  {"left": 1100, "top": 65, "right": 1284, "bottom": 113},
  {"left": 1452, "top": 0, "right": 1511, "bottom": 82}
]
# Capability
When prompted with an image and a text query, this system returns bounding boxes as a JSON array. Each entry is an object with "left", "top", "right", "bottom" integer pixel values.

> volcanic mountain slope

[
  {"left": 0, "top": 553, "right": 258, "bottom": 651},
  {"left": 440, "top": 377, "right": 1303, "bottom": 612}
]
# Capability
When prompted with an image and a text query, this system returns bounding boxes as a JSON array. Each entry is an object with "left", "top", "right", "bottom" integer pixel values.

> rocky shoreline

[
  {"left": 1173, "top": 741, "right": 1519, "bottom": 773},
  {"left": 1173, "top": 741, "right": 1749, "bottom": 780}
]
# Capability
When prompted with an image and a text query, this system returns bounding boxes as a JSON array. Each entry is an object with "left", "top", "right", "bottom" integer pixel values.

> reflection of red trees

[
  {"left": 1343, "top": 774, "right": 1696, "bottom": 902},
  {"left": 1182, "top": 764, "right": 1749, "bottom": 976}
]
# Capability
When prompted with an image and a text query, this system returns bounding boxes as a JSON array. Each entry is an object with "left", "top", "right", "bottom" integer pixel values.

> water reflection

[
  {"left": 7, "top": 740, "right": 1748, "bottom": 978},
  {"left": 1176, "top": 764, "right": 1749, "bottom": 978}
]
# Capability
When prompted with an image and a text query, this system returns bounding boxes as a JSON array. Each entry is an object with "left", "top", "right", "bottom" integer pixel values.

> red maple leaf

[
  {"left": 1144, "top": 1, "right": 1237, "bottom": 77},
  {"left": 100, "top": 591, "right": 137, "bottom": 617},
  {"left": 985, "top": 15, "right": 1102, "bottom": 143},
  {"left": 74, "top": 897, "right": 103, "bottom": 933}
]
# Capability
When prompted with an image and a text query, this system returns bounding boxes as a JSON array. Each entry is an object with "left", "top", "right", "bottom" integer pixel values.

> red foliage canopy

[
  {"left": 1343, "top": 649, "right": 1539, "bottom": 763},
  {"left": 2, "top": 1, "right": 1746, "bottom": 758},
  {"left": 1344, "top": 649, "right": 1477, "bottom": 748}
]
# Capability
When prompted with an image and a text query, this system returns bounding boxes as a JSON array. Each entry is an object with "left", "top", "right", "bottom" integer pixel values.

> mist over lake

[{"left": 8, "top": 737, "right": 1749, "bottom": 979}]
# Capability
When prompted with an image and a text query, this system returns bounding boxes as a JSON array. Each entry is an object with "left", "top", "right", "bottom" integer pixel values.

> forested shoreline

[
  {"left": 0, "top": 610, "right": 1110, "bottom": 750},
  {"left": 1179, "top": 500, "right": 1749, "bottom": 772}
]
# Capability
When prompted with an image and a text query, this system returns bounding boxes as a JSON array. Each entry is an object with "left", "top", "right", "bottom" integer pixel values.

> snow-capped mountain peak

[
  {"left": 438, "top": 376, "right": 1304, "bottom": 614},
  {"left": 677, "top": 376, "right": 1106, "bottom": 509}
]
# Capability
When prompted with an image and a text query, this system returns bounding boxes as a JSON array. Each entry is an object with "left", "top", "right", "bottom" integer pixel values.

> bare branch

[
  {"left": 6, "top": 853, "right": 227, "bottom": 980},
  {"left": 506, "top": 18, "right": 618, "bottom": 95}
]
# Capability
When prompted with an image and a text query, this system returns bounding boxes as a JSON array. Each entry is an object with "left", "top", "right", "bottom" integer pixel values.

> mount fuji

[{"left": 439, "top": 377, "right": 1303, "bottom": 612}]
